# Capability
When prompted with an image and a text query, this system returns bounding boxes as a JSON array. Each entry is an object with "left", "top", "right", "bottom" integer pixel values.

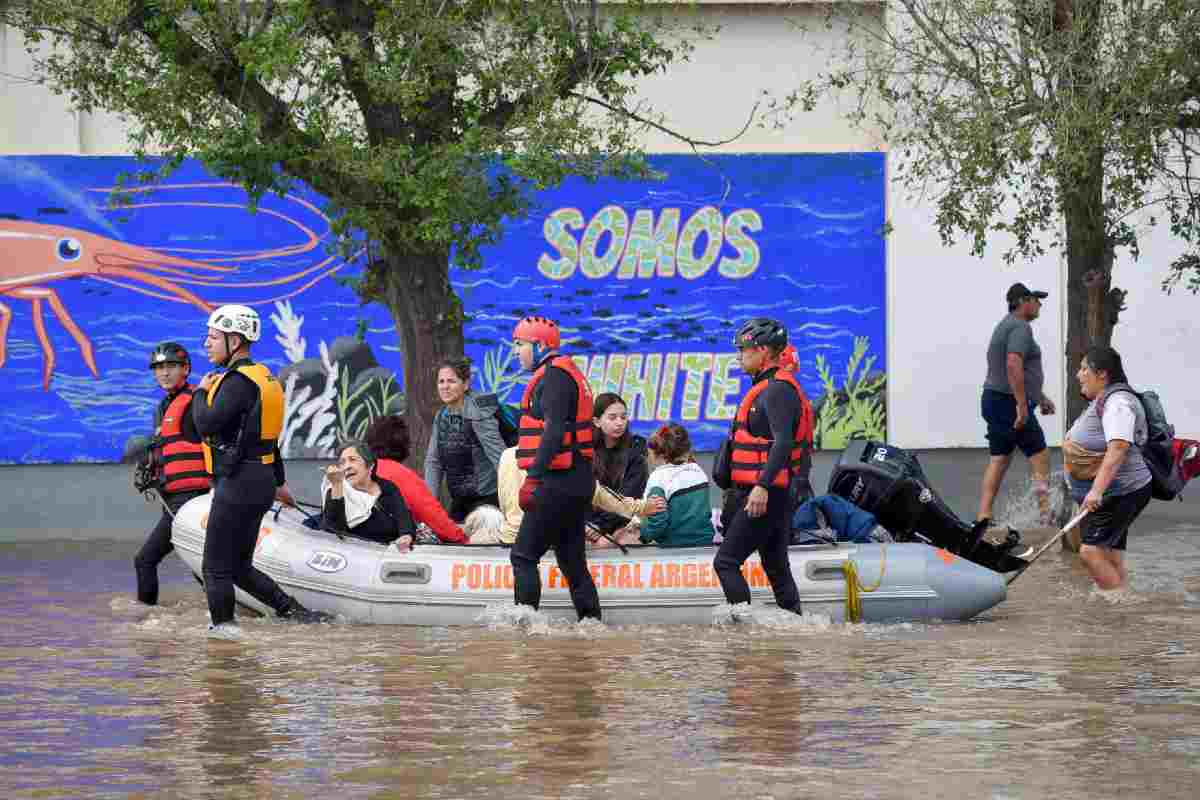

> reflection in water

[
  {"left": 192, "top": 650, "right": 283, "bottom": 793},
  {"left": 3, "top": 528, "right": 1200, "bottom": 799},
  {"left": 719, "top": 652, "right": 811, "bottom": 766},
  {"left": 511, "top": 642, "right": 610, "bottom": 792}
]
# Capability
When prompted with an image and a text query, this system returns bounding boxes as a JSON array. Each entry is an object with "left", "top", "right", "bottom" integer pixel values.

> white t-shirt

[{"left": 1101, "top": 392, "right": 1145, "bottom": 445}]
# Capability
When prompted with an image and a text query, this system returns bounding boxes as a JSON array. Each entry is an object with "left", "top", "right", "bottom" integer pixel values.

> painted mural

[{"left": 0, "top": 154, "right": 886, "bottom": 464}]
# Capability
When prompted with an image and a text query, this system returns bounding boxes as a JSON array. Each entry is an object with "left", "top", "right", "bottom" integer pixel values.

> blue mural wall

[{"left": 0, "top": 154, "right": 886, "bottom": 464}]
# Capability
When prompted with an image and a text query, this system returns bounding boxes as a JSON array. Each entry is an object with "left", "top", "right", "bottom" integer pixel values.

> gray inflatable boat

[{"left": 171, "top": 494, "right": 1007, "bottom": 625}]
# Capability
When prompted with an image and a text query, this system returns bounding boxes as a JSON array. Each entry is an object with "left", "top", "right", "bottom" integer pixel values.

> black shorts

[
  {"left": 981, "top": 389, "right": 1047, "bottom": 457},
  {"left": 1080, "top": 482, "right": 1153, "bottom": 551}
]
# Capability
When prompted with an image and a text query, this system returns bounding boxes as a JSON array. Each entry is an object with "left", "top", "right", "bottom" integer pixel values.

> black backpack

[{"left": 1101, "top": 387, "right": 1185, "bottom": 501}]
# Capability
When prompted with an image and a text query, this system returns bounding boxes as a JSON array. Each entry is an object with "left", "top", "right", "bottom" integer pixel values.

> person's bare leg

[
  {"left": 978, "top": 454, "right": 1012, "bottom": 521},
  {"left": 1080, "top": 544, "right": 1124, "bottom": 589},
  {"left": 1029, "top": 448, "right": 1052, "bottom": 525},
  {"left": 1107, "top": 550, "right": 1128, "bottom": 588}
]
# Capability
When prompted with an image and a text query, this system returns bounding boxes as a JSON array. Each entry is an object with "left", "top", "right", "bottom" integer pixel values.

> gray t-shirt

[
  {"left": 1065, "top": 388, "right": 1152, "bottom": 499},
  {"left": 983, "top": 314, "right": 1043, "bottom": 403}
]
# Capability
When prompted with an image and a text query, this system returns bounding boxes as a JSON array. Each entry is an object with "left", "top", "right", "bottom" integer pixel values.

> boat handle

[
  {"left": 380, "top": 562, "right": 431, "bottom": 584},
  {"left": 805, "top": 561, "right": 844, "bottom": 582}
]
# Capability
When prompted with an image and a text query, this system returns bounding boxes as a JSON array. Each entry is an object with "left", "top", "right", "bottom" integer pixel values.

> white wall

[
  {"left": 4, "top": 6, "right": 1197, "bottom": 446},
  {"left": 0, "top": 23, "right": 132, "bottom": 154}
]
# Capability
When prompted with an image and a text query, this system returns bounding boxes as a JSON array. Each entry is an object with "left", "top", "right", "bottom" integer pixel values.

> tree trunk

[
  {"left": 377, "top": 248, "right": 465, "bottom": 476},
  {"left": 1062, "top": 178, "right": 1115, "bottom": 424},
  {"left": 1058, "top": 0, "right": 1123, "bottom": 424}
]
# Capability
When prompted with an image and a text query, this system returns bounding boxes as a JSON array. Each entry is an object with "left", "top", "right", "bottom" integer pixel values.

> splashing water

[
  {"left": 994, "top": 470, "right": 1074, "bottom": 529},
  {"left": 1091, "top": 585, "right": 1145, "bottom": 605},
  {"left": 476, "top": 603, "right": 614, "bottom": 638},
  {"left": 710, "top": 603, "right": 837, "bottom": 632}
]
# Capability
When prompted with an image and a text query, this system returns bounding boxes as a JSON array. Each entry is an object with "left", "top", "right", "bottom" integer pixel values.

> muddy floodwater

[{"left": 4, "top": 507, "right": 1200, "bottom": 799}]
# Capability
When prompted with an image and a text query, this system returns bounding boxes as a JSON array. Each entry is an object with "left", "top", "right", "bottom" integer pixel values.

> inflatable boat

[{"left": 171, "top": 494, "right": 1008, "bottom": 625}]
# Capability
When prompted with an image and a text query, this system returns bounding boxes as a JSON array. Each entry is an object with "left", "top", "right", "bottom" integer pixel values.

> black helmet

[
  {"left": 732, "top": 317, "right": 787, "bottom": 349},
  {"left": 148, "top": 341, "right": 190, "bottom": 369}
]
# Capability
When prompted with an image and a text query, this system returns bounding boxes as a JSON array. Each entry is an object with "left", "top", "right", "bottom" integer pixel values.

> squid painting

[{"left": 0, "top": 182, "right": 354, "bottom": 389}]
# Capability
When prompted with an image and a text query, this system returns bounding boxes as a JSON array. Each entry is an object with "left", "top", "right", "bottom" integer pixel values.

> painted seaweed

[
  {"left": 811, "top": 336, "right": 887, "bottom": 450},
  {"left": 478, "top": 341, "right": 525, "bottom": 402},
  {"left": 274, "top": 301, "right": 403, "bottom": 457}
]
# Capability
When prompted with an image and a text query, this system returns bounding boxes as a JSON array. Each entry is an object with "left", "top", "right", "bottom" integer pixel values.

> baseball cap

[{"left": 1006, "top": 282, "right": 1049, "bottom": 305}]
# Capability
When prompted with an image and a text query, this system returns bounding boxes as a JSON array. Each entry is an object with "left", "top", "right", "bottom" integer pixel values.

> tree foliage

[
  {"left": 789, "top": 0, "right": 1200, "bottom": 416},
  {"left": 1, "top": 0, "right": 726, "bottom": 464},
  {"left": 6, "top": 0, "right": 709, "bottom": 270}
]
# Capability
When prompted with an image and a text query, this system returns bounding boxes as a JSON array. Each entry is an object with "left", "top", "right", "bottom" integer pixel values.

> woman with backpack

[
  {"left": 424, "top": 357, "right": 507, "bottom": 522},
  {"left": 1064, "top": 346, "right": 1153, "bottom": 590}
]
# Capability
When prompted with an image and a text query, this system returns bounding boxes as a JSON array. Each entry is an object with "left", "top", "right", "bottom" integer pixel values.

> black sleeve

[
  {"left": 272, "top": 444, "right": 286, "bottom": 487},
  {"left": 588, "top": 445, "right": 649, "bottom": 533},
  {"left": 191, "top": 373, "right": 257, "bottom": 438},
  {"left": 623, "top": 446, "right": 650, "bottom": 499},
  {"left": 528, "top": 366, "right": 576, "bottom": 480},
  {"left": 758, "top": 381, "right": 801, "bottom": 489},
  {"left": 379, "top": 490, "right": 417, "bottom": 538},
  {"left": 322, "top": 491, "right": 348, "bottom": 532}
]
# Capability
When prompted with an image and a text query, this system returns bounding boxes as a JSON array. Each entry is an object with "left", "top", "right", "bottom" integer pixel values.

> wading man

[
  {"left": 134, "top": 342, "right": 210, "bottom": 605},
  {"left": 714, "top": 317, "right": 813, "bottom": 616},
  {"left": 510, "top": 316, "right": 601, "bottom": 621},
  {"left": 192, "top": 304, "right": 326, "bottom": 637},
  {"left": 978, "top": 283, "right": 1056, "bottom": 526}
]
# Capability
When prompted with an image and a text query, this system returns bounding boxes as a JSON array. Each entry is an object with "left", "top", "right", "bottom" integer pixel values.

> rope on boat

[{"left": 842, "top": 542, "right": 886, "bottom": 623}]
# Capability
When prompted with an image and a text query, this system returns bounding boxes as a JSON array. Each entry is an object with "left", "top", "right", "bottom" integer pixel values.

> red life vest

[
  {"left": 516, "top": 356, "right": 595, "bottom": 470},
  {"left": 156, "top": 386, "right": 211, "bottom": 494},
  {"left": 729, "top": 370, "right": 814, "bottom": 489}
]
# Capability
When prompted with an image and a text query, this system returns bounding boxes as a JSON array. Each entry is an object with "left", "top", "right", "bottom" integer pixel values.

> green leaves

[
  {"left": 2, "top": 0, "right": 702, "bottom": 277},
  {"left": 787, "top": 0, "right": 1200, "bottom": 276}
]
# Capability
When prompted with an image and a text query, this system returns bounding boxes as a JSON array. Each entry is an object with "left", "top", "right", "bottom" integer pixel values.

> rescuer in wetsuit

[
  {"left": 714, "top": 317, "right": 814, "bottom": 615},
  {"left": 192, "top": 304, "right": 327, "bottom": 637},
  {"left": 510, "top": 316, "right": 601, "bottom": 620},
  {"left": 134, "top": 342, "right": 211, "bottom": 605}
]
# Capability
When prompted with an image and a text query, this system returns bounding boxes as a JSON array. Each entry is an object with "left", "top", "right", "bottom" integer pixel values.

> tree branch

[
  {"left": 125, "top": 3, "right": 377, "bottom": 207},
  {"left": 571, "top": 92, "right": 759, "bottom": 149}
]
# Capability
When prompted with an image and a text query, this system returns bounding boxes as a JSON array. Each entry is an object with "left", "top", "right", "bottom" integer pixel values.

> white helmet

[{"left": 207, "top": 304, "right": 261, "bottom": 342}]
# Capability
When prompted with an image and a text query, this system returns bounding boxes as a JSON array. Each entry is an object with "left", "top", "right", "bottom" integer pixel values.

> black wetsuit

[
  {"left": 713, "top": 367, "right": 803, "bottom": 611},
  {"left": 134, "top": 387, "right": 206, "bottom": 605},
  {"left": 322, "top": 477, "right": 417, "bottom": 544},
  {"left": 192, "top": 358, "right": 294, "bottom": 625},
  {"left": 510, "top": 357, "right": 600, "bottom": 620}
]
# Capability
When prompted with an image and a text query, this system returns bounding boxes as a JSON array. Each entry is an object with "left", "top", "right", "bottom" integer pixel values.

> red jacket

[{"left": 374, "top": 459, "right": 467, "bottom": 543}]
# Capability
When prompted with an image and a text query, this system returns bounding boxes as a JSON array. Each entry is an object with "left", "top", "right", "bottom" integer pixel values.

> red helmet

[{"left": 512, "top": 316, "right": 560, "bottom": 349}]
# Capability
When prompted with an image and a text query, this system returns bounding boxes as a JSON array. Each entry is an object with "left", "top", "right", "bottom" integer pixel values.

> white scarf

[{"left": 321, "top": 477, "right": 378, "bottom": 529}]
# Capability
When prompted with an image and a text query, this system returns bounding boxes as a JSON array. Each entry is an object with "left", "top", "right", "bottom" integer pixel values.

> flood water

[{"left": 4, "top": 509, "right": 1200, "bottom": 798}]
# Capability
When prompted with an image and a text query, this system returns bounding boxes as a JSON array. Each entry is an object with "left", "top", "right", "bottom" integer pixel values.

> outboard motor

[{"left": 827, "top": 440, "right": 1030, "bottom": 573}]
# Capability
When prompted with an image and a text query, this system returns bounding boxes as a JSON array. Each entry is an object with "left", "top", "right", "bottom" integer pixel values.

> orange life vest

[
  {"left": 516, "top": 356, "right": 595, "bottom": 470},
  {"left": 155, "top": 386, "right": 212, "bottom": 494},
  {"left": 729, "top": 370, "right": 814, "bottom": 489},
  {"left": 201, "top": 362, "right": 284, "bottom": 474}
]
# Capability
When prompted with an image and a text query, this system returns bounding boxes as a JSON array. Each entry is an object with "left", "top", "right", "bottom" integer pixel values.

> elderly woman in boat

[
  {"left": 322, "top": 440, "right": 418, "bottom": 548},
  {"left": 364, "top": 415, "right": 470, "bottom": 543}
]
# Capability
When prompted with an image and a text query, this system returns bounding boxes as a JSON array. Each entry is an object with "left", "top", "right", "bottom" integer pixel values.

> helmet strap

[
  {"left": 532, "top": 345, "right": 556, "bottom": 369},
  {"left": 748, "top": 345, "right": 779, "bottom": 377},
  {"left": 218, "top": 332, "right": 240, "bottom": 367}
]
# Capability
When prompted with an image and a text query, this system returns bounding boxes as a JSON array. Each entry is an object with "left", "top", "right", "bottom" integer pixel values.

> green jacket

[{"left": 640, "top": 462, "right": 715, "bottom": 547}]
